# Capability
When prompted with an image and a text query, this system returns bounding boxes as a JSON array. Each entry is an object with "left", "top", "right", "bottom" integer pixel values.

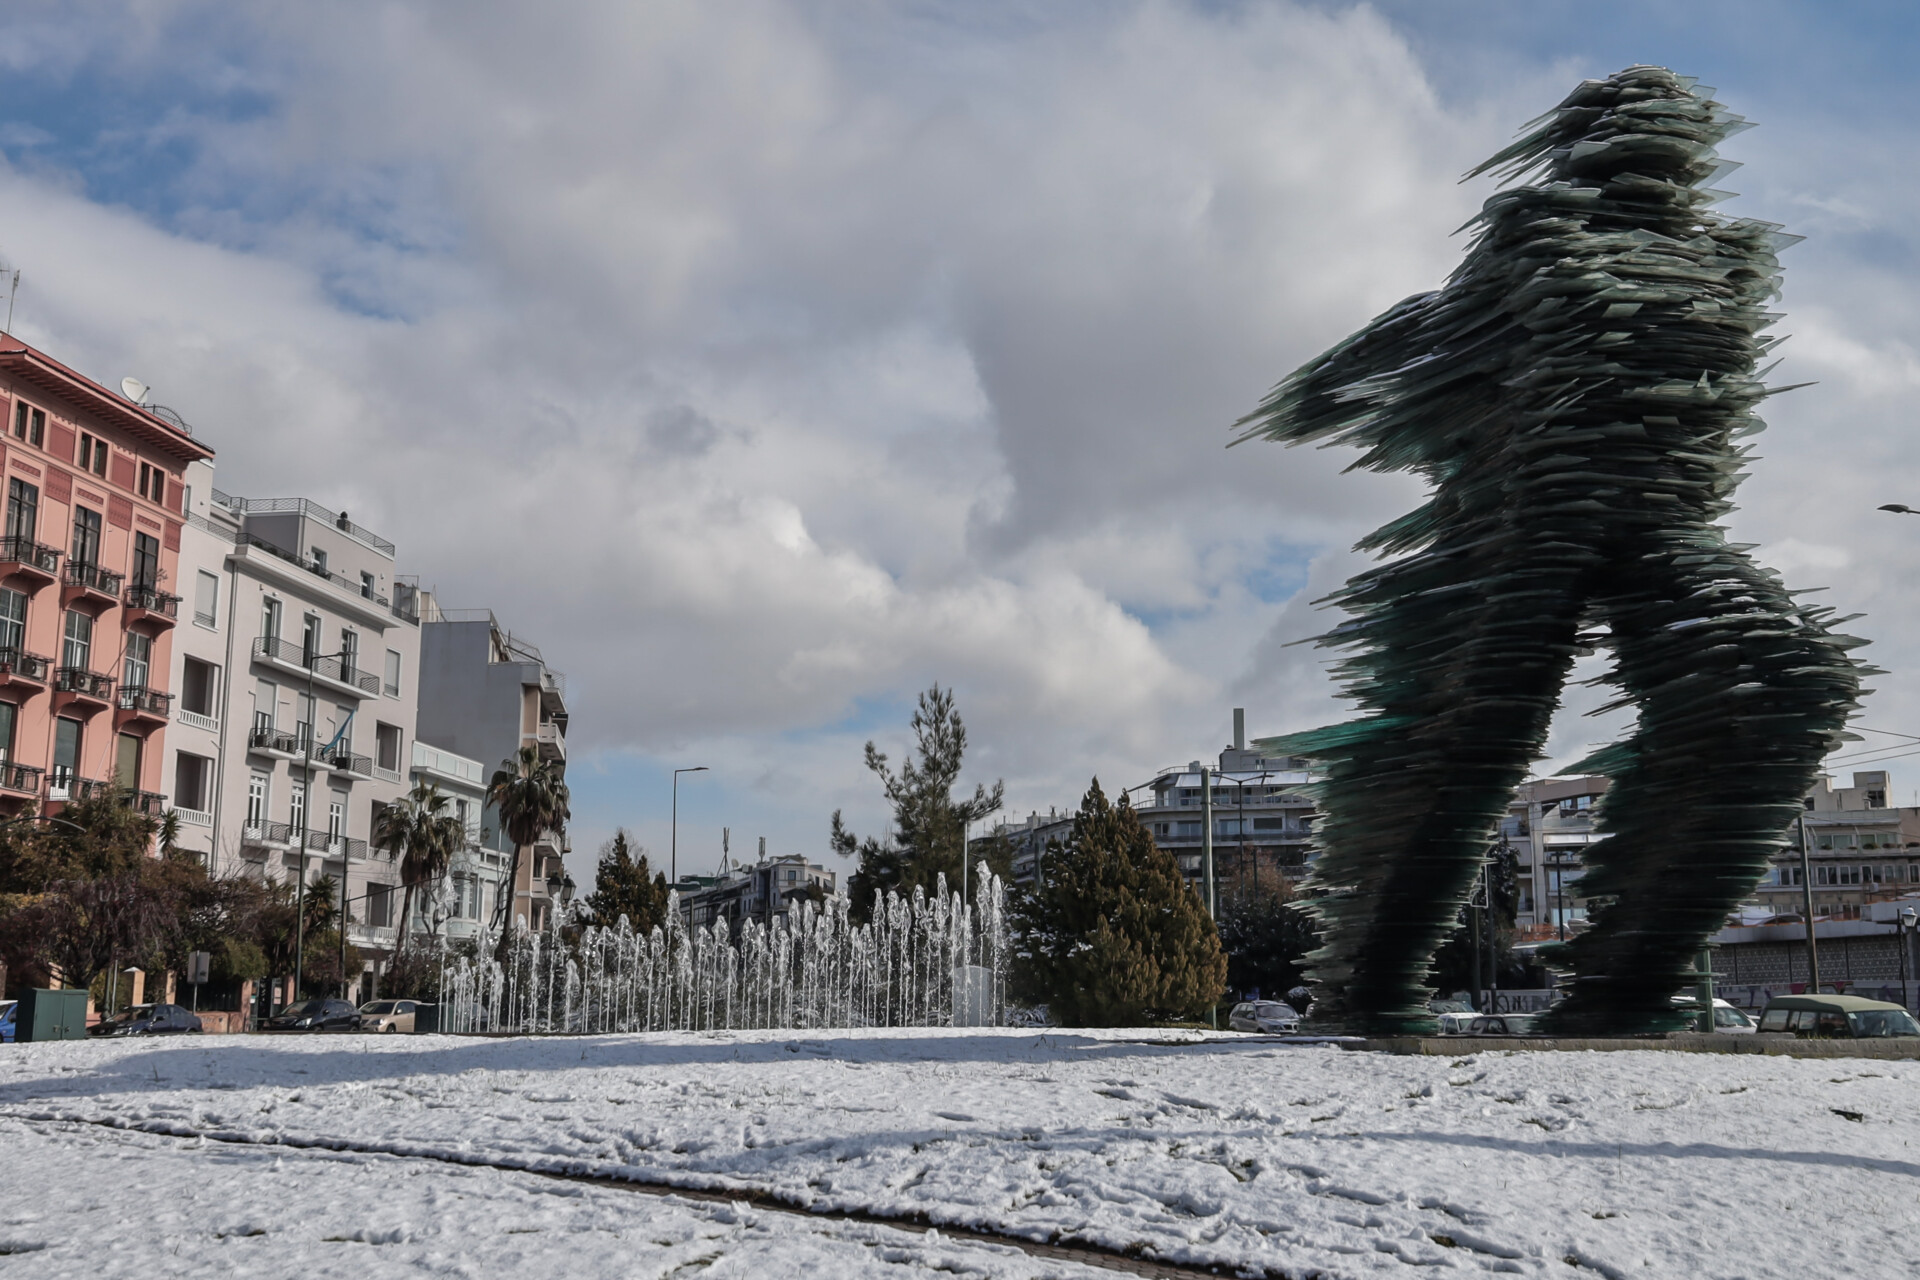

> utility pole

[
  {"left": 1797, "top": 812, "right": 1821, "bottom": 993},
  {"left": 1200, "top": 763, "right": 1216, "bottom": 1030}
]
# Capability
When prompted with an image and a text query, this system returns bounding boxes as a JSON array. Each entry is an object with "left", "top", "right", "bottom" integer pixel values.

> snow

[{"left": 3, "top": 1028, "right": 1915, "bottom": 1278}]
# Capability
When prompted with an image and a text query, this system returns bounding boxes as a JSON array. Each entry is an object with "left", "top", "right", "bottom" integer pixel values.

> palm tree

[
  {"left": 373, "top": 782, "right": 464, "bottom": 961},
  {"left": 488, "top": 745, "right": 570, "bottom": 963}
]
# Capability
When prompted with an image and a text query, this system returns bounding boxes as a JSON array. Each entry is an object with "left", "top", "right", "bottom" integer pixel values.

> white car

[
  {"left": 358, "top": 999, "right": 421, "bottom": 1033},
  {"left": 1228, "top": 1001, "right": 1301, "bottom": 1034},
  {"left": 1672, "top": 996, "right": 1757, "bottom": 1034}
]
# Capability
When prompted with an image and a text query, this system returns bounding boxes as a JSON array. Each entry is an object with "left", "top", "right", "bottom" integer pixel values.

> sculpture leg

[
  {"left": 1543, "top": 538, "right": 1863, "bottom": 1035},
  {"left": 1301, "top": 538, "right": 1589, "bottom": 1035}
]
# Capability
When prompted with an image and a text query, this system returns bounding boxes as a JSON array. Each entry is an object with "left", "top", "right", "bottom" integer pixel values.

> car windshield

[
  {"left": 1714, "top": 1007, "right": 1753, "bottom": 1027},
  {"left": 1254, "top": 1003, "right": 1294, "bottom": 1017},
  {"left": 1848, "top": 1009, "right": 1920, "bottom": 1038},
  {"left": 278, "top": 1000, "right": 326, "bottom": 1018},
  {"left": 362, "top": 1001, "right": 397, "bottom": 1014},
  {"left": 105, "top": 1006, "right": 156, "bottom": 1023}
]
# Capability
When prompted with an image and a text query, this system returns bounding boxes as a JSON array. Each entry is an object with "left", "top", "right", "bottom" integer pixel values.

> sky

[{"left": 1, "top": 1, "right": 1918, "bottom": 880}]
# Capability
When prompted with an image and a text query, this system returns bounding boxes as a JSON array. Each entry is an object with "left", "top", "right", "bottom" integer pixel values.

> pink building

[{"left": 0, "top": 333, "right": 212, "bottom": 811}]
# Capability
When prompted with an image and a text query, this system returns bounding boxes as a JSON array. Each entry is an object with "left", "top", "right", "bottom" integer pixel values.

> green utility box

[
  {"left": 18, "top": 988, "right": 89, "bottom": 1041},
  {"left": 412, "top": 1003, "right": 441, "bottom": 1034}
]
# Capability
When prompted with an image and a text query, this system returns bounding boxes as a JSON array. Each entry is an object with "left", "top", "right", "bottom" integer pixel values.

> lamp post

[
  {"left": 1900, "top": 905, "right": 1918, "bottom": 1012},
  {"left": 1796, "top": 811, "right": 1821, "bottom": 993},
  {"left": 671, "top": 766, "right": 709, "bottom": 884}
]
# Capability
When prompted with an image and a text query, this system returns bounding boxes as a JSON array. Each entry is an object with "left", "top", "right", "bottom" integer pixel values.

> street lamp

[
  {"left": 671, "top": 766, "right": 709, "bottom": 884},
  {"left": 1900, "top": 905, "right": 1918, "bottom": 1012}
]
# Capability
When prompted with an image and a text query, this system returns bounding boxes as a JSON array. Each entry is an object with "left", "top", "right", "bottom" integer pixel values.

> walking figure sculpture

[{"left": 1238, "top": 67, "right": 1867, "bottom": 1036}]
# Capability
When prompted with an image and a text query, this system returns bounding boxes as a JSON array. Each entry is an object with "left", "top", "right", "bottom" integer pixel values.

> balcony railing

[
  {"left": 63, "top": 561, "right": 124, "bottom": 598},
  {"left": 241, "top": 820, "right": 295, "bottom": 848},
  {"left": 323, "top": 749, "right": 373, "bottom": 778},
  {"left": 252, "top": 636, "right": 382, "bottom": 695},
  {"left": 128, "top": 790, "right": 167, "bottom": 817},
  {"left": 54, "top": 667, "right": 115, "bottom": 702},
  {"left": 0, "top": 647, "right": 50, "bottom": 684},
  {"left": 0, "top": 760, "right": 42, "bottom": 795},
  {"left": 0, "top": 535, "right": 61, "bottom": 579},
  {"left": 123, "top": 584, "right": 181, "bottom": 618},
  {"left": 118, "top": 685, "right": 172, "bottom": 719},
  {"left": 303, "top": 831, "right": 370, "bottom": 860},
  {"left": 47, "top": 772, "right": 107, "bottom": 802}
]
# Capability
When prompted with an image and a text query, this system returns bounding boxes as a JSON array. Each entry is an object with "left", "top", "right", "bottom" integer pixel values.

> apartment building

[
  {"left": 1751, "top": 770, "right": 1920, "bottom": 921},
  {"left": 677, "top": 853, "right": 837, "bottom": 931},
  {"left": 0, "top": 335, "right": 212, "bottom": 817},
  {"left": 162, "top": 483, "right": 423, "bottom": 983},
  {"left": 409, "top": 739, "right": 513, "bottom": 944},
  {"left": 414, "top": 601, "right": 571, "bottom": 933},
  {"left": 1503, "top": 775, "right": 1610, "bottom": 936}
]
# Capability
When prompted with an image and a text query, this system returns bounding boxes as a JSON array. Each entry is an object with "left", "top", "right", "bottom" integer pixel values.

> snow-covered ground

[{"left": 2, "top": 1028, "right": 1914, "bottom": 1278}]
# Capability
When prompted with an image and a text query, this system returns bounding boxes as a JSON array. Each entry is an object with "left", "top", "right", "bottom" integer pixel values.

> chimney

[{"left": 1233, "top": 708, "right": 1245, "bottom": 752}]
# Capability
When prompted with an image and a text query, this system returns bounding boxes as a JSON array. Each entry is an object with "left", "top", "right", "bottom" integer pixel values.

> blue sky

[{"left": 3, "top": 2, "right": 1918, "bottom": 876}]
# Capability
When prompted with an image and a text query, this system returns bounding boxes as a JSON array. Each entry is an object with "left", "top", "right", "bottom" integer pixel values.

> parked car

[
  {"left": 1757, "top": 994, "right": 1920, "bottom": 1039},
  {"left": 1228, "top": 1001, "right": 1301, "bottom": 1034},
  {"left": 88, "top": 1003, "right": 204, "bottom": 1037},
  {"left": 1671, "top": 996, "right": 1757, "bottom": 1034},
  {"left": 262, "top": 998, "right": 362, "bottom": 1033},
  {"left": 0, "top": 1000, "right": 15, "bottom": 1044},
  {"left": 359, "top": 999, "right": 421, "bottom": 1033},
  {"left": 1435, "top": 1010, "right": 1481, "bottom": 1035}
]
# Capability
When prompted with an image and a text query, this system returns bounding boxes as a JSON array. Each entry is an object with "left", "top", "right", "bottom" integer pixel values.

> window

[
  {"left": 289, "top": 785, "right": 305, "bottom": 833},
  {"left": 328, "top": 791, "right": 346, "bottom": 840},
  {"left": 77, "top": 432, "right": 107, "bottom": 476},
  {"left": 0, "top": 588, "right": 24, "bottom": 654},
  {"left": 360, "top": 571, "right": 375, "bottom": 599},
  {"left": 52, "top": 717, "right": 81, "bottom": 789},
  {"left": 366, "top": 883, "right": 394, "bottom": 928},
  {"left": 384, "top": 649, "right": 401, "bottom": 697},
  {"left": 174, "top": 753, "right": 212, "bottom": 812},
  {"left": 1866, "top": 789, "right": 1887, "bottom": 809},
  {"left": 247, "top": 772, "right": 269, "bottom": 825},
  {"left": 61, "top": 609, "right": 92, "bottom": 671},
  {"left": 376, "top": 722, "right": 402, "bottom": 772},
  {"left": 261, "top": 596, "right": 282, "bottom": 642},
  {"left": 180, "top": 657, "right": 217, "bottom": 718},
  {"left": 1252, "top": 817, "right": 1287, "bottom": 831},
  {"left": 12, "top": 402, "right": 43, "bottom": 447},
  {"left": 135, "top": 462, "right": 166, "bottom": 505},
  {"left": 131, "top": 532, "right": 159, "bottom": 591},
  {"left": 0, "top": 700, "right": 15, "bottom": 764},
  {"left": 340, "top": 628, "right": 359, "bottom": 677},
  {"left": 255, "top": 678, "right": 278, "bottom": 729},
  {"left": 70, "top": 507, "right": 101, "bottom": 568},
  {"left": 302, "top": 614, "right": 321, "bottom": 664},
  {"left": 5, "top": 478, "right": 36, "bottom": 541},
  {"left": 115, "top": 732, "right": 141, "bottom": 789},
  {"left": 194, "top": 570, "right": 219, "bottom": 627},
  {"left": 295, "top": 692, "right": 315, "bottom": 749},
  {"left": 123, "top": 632, "right": 151, "bottom": 690},
  {"left": 311, "top": 547, "right": 328, "bottom": 574}
]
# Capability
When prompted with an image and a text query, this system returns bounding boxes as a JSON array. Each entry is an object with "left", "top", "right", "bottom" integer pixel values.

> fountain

[{"left": 439, "top": 867, "right": 1008, "bottom": 1034}]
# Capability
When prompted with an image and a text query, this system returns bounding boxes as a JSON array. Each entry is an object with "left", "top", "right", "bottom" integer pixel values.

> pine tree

[
  {"left": 830, "top": 685, "right": 1009, "bottom": 919},
  {"left": 1216, "top": 888, "right": 1318, "bottom": 1002},
  {"left": 582, "top": 830, "right": 669, "bottom": 936},
  {"left": 1013, "top": 779, "right": 1226, "bottom": 1026}
]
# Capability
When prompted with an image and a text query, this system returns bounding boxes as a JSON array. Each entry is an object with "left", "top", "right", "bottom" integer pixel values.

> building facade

[
  {"left": 1750, "top": 770, "right": 1920, "bottom": 921},
  {"left": 409, "top": 739, "right": 512, "bottom": 945},
  {"left": 414, "top": 601, "right": 571, "bottom": 933},
  {"left": 0, "top": 336, "right": 212, "bottom": 820},
  {"left": 162, "top": 484, "right": 424, "bottom": 984},
  {"left": 677, "top": 853, "right": 837, "bottom": 931}
]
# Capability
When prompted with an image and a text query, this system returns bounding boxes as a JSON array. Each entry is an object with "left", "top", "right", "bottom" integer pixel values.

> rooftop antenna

[
  {"left": 121, "top": 377, "right": 152, "bottom": 406},
  {"left": 721, "top": 826, "right": 730, "bottom": 873}
]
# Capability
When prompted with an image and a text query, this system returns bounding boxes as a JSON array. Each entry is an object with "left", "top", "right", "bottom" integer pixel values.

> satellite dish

[{"left": 121, "top": 377, "right": 151, "bottom": 406}]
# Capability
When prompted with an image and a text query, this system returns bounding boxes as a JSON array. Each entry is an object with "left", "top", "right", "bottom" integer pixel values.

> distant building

[
  {"left": 1751, "top": 770, "right": 1920, "bottom": 922},
  {"left": 675, "top": 852, "right": 836, "bottom": 930},
  {"left": 1504, "top": 775, "right": 1609, "bottom": 937},
  {"left": 414, "top": 601, "right": 572, "bottom": 933},
  {"left": 408, "top": 739, "right": 512, "bottom": 945}
]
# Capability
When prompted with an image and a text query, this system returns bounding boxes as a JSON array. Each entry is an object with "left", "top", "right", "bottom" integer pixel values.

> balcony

[
  {"left": 241, "top": 819, "right": 295, "bottom": 850},
  {"left": 322, "top": 748, "right": 373, "bottom": 780},
  {"left": 529, "top": 720, "right": 566, "bottom": 762},
  {"left": 117, "top": 684, "right": 172, "bottom": 725},
  {"left": 0, "top": 535, "right": 61, "bottom": 586},
  {"left": 127, "top": 790, "right": 167, "bottom": 818},
  {"left": 46, "top": 773, "right": 107, "bottom": 803},
  {"left": 252, "top": 636, "right": 382, "bottom": 698},
  {"left": 247, "top": 718, "right": 306, "bottom": 761},
  {"left": 53, "top": 667, "right": 115, "bottom": 710},
  {"left": 0, "top": 760, "right": 42, "bottom": 798},
  {"left": 62, "top": 561, "right": 124, "bottom": 607},
  {"left": 0, "top": 647, "right": 50, "bottom": 689},
  {"left": 303, "top": 831, "right": 370, "bottom": 862},
  {"left": 122, "top": 584, "right": 180, "bottom": 628}
]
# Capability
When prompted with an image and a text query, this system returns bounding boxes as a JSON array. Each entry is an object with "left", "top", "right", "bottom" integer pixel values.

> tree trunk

[
  {"left": 395, "top": 882, "right": 417, "bottom": 963},
  {"left": 492, "top": 843, "right": 522, "bottom": 965}
]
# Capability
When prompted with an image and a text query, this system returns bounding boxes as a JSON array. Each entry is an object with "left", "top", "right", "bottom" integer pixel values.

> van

[{"left": 1757, "top": 994, "right": 1920, "bottom": 1039}]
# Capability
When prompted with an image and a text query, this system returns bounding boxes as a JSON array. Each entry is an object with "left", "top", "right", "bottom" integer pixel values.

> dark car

[
  {"left": 89, "top": 1002, "right": 204, "bottom": 1037},
  {"left": 262, "top": 998, "right": 362, "bottom": 1033}
]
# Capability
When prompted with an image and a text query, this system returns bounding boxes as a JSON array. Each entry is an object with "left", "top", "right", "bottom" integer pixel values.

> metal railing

[
  {"left": 129, "top": 790, "right": 167, "bottom": 817},
  {"left": 0, "top": 760, "right": 42, "bottom": 794},
  {"left": 303, "top": 831, "right": 370, "bottom": 860},
  {"left": 0, "top": 535, "right": 60, "bottom": 575},
  {"left": 323, "top": 749, "right": 373, "bottom": 777},
  {"left": 47, "top": 773, "right": 107, "bottom": 802},
  {"left": 0, "top": 648, "right": 50, "bottom": 683},
  {"left": 248, "top": 717, "right": 303, "bottom": 755},
  {"left": 124, "top": 584, "right": 181, "bottom": 617},
  {"left": 54, "top": 667, "right": 115, "bottom": 700},
  {"left": 63, "top": 561, "right": 124, "bottom": 596},
  {"left": 227, "top": 495, "right": 396, "bottom": 556},
  {"left": 241, "top": 820, "right": 295, "bottom": 847},
  {"left": 252, "top": 636, "right": 382, "bottom": 695},
  {"left": 118, "top": 685, "right": 172, "bottom": 718}
]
